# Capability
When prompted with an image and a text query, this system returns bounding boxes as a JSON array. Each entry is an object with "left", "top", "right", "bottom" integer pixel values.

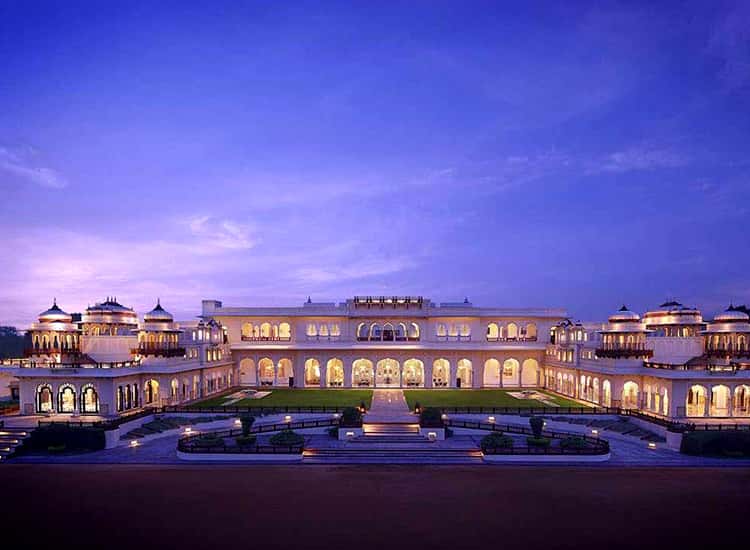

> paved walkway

[{"left": 365, "top": 390, "right": 414, "bottom": 423}]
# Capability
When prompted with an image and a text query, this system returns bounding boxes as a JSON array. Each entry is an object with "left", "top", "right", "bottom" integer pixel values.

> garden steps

[
  {"left": 302, "top": 447, "right": 483, "bottom": 464},
  {"left": 0, "top": 428, "right": 31, "bottom": 461}
]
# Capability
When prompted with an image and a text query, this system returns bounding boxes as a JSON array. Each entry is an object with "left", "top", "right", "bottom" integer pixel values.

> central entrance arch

[{"left": 376, "top": 358, "right": 401, "bottom": 387}]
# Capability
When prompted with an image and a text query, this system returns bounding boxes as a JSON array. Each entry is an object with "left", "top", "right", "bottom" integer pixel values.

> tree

[{"left": 0, "top": 326, "right": 25, "bottom": 359}]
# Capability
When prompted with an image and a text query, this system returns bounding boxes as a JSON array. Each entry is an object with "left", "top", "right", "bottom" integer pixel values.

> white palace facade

[{"left": 2, "top": 295, "right": 750, "bottom": 422}]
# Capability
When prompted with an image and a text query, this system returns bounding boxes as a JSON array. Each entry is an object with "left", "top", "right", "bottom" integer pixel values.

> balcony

[
  {"left": 595, "top": 343, "right": 653, "bottom": 359},
  {"left": 241, "top": 336, "right": 292, "bottom": 342},
  {"left": 436, "top": 335, "right": 472, "bottom": 342},
  {"left": 25, "top": 346, "right": 82, "bottom": 357},
  {"left": 485, "top": 336, "right": 538, "bottom": 343},
  {"left": 132, "top": 344, "right": 186, "bottom": 358},
  {"left": 705, "top": 344, "right": 750, "bottom": 358}
]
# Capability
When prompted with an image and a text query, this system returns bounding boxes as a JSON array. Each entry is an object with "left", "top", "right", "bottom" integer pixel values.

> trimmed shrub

[
  {"left": 526, "top": 436, "right": 551, "bottom": 448},
  {"left": 235, "top": 434, "right": 257, "bottom": 447},
  {"left": 419, "top": 407, "right": 443, "bottom": 428},
  {"left": 239, "top": 414, "right": 256, "bottom": 437},
  {"left": 269, "top": 429, "right": 304, "bottom": 447},
  {"left": 560, "top": 437, "right": 588, "bottom": 450},
  {"left": 24, "top": 424, "right": 106, "bottom": 453},
  {"left": 327, "top": 426, "right": 339, "bottom": 438},
  {"left": 681, "top": 431, "right": 750, "bottom": 457},
  {"left": 193, "top": 434, "right": 224, "bottom": 449},
  {"left": 414, "top": 401, "right": 421, "bottom": 413},
  {"left": 529, "top": 416, "right": 544, "bottom": 438},
  {"left": 480, "top": 432, "right": 514, "bottom": 452},
  {"left": 340, "top": 407, "right": 363, "bottom": 427}
]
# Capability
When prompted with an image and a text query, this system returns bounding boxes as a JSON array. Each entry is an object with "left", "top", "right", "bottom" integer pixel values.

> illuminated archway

[
  {"left": 277, "top": 358, "right": 292, "bottom": 386},
  {"left": 36, "top": 384, "right": 54, "bottom": 413},
  {"left": 502, "top": 358, "right": 520, "bottom": 386},
  {"left": 304, "top": 358, "right": 321, "bottom": 387},
  {"left": 432, "top": 358, "right": 450, "bottom": 387},
  {"left": 376, "top": 358, "right": 400, "bottom": 387},
  {"left": 622, "top": 381, "right": 639, "bottom": 409},
  {"left": 686, "top": 385, "right": 707, "bottom": 417},
  {"left": 326, "top": 358, "right": 344, "bottom": 387},
  {"left": 457, "top": 358, "right": 472, "bottom": 388},
  {"left": 710, "top": 385, "right": 731, "bottom": 417},
  {"left": 239, "top": 358, "right": 256, "bottom": 385},
  {"left": 353, "top": 359, "right": 374, "bottom": 387},
  {"left": 403, "top": 359, "right": 424, "bottom": 387},
  {"left": 521, "top": 358, "right": 538, "bottom": 386},
  {"left": 483, "top": 358, "right": 501, "bottom": 387},
  {"left": 258, "top": 358, "right": 275, "bottom": 385}
]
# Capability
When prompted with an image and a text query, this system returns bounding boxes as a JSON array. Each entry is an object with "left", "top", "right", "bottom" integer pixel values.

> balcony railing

[
  {"left": 25, "top": 347, "right": 82, "bottom": 357},
  {"left": 241, "top": 336, "right": 292, "bottom": 342},
  {"left": 595, "top": 343, "right": 653, "bottom": 359},
  {"left": 305, "top": 335, "right": 342, "bottom": 342},
  {"left": 705, "top": 345, "right": 750, "bottom": 358},
  {"left": 132, "top": 345, "right": 186, "bottom": 357},
  {"left": 485, "top": 336, "right": 538, "bottom": 342},
  {"left": 355, "top": 336, "right": 420, "bottom": 342},
  {"left": 435, "top": 335, "right": 472, "bottom": 342}
]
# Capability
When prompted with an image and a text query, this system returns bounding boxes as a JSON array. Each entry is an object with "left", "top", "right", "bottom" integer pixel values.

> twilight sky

[{"left": 1, "top": 1, "right": 749, "bottom": 327}]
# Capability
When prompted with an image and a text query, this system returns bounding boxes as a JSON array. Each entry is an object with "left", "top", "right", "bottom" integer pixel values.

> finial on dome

[
  {"left": 619, "top": 304, "right": 629, "bottom": 311},
  {"left": 464, "top": 297, "right": 469, "bottom": 303},
  {"left": 306, "top": 296, "right": 312, "bottom": 303},
  {"left": 157, "top": 297, "right": 161, "bottom": 306}
]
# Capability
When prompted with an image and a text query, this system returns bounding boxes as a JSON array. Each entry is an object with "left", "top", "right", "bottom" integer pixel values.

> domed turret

[
  {"left": 38, "top": 299, "right": 73, "bottom": 323},
  {"left": 143, "top": 299, "right": 173, "bottom": 322},
  {"left": 608, "top": 305, "right": 640, "bottom": 323},
  {"left": 714, "top": 306, "right": 750, "bottom": 323}
]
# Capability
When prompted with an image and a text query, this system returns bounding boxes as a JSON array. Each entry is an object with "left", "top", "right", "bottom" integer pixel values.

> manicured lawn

[
  {"left": 192, "top": 388, "right": 373, "bottom": 409},
  {"left": 403, "top": 389, "right": 586, "bottom": 410}
]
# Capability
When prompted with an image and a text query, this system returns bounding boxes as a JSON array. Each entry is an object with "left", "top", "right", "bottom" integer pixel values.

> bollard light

[
  {"left": 441, "top": 413, "right": 448, "bottom": 420},
  {"left": 591, "top": 429, "right": 598, "bottom": 436},
  {"left": 184, "top": 427, "right": 192, "bottom": 434},
  {"left": 488, "top": 416, "right": 496, "bottom": 424},
  {"left": 648, "top": 442, "right": 657, "bottom": 450},
  {"left": 130, "top": 440, "right": 140, "bottom": 448},
  {"left": 234, "top": 418, "right": 242, "bottom": 426},
  {"left": 346, "top": 431, "right": 355, "bottom": 439},
  {"left": 284, "top": 415, "right": 292, "bottom": 423},
  {"left": 428, "top": 432, "right": 437, "bottom": 441}
]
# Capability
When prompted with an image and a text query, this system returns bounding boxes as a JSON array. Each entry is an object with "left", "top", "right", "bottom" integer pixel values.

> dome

[
  {"left": 714, "top": 306, "right": 750, "bottom": 323},
  {"left": 144, "top": 300, "right": 173, "bottom": 322},
  {"left": 609, "top": 305, "right": 641, "bottom": 323},
  {"left": 87, "top": 297, "right": 134, "bottom": 314},
  {"left": 38, "top": 299, "right": 72, "bottom": 323}
]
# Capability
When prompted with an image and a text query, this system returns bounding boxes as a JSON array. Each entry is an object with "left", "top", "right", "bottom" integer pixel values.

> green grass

[
  {"left": 191, "top": 388, "right": 373, "bottom": 409},
  {"left": 403, "top": 389, "right": 587, "bottom": 410}
]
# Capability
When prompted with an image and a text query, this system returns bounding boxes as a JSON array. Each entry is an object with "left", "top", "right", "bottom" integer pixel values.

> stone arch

[
  {"left": 710, "top": 385, "right": 731, "bottom": 417},
  {"left": 304, "top": 358, "right": 321, "bottom": 387},
  {"left": 622, "top": 381, "right": 639, "bottom": 409},
  {"left": 432, "top": 358, "right": 450, "bottom": 388},
  {"left": 403, "top": 358, "right": 424, "bottom": 387},
  {"left": 483, "top": 358, "right": 501, "bottom": 387},
  {"left": 36, "top": 383, "right": 54, "bottom": 413},
  {"left": 506, "top": 323, "right": 518, "bottom": 340},
  {"left": 239, "top": 358, "right": 256, "bottom": 385},
  {"left": 58, "top": 383, "right": 76, "bottom": 413},
  {"left": 375, "top": 358, "right": 400, "bottom": 387},
  {"left": 686, "top": 384, "right": 707, "bottom": 417},
  {"left": 457, "top": 358, "right": 472, "bottom": 388},
  {"left": 353, "top": 359, "right": 374, "bottom": 387},
  {"left": 521, "top": 358, "right": 539, "bottom": 386},
  {"left": 277, "top": 358, "right": 293, "bottom": 386},
  {"left": 502, "top": 358, "right": 520, "bottom": 386},
  {"left": 326, "top": 358, "right": 344, "bottom": 387},
  {"left": 258, "top": 358, "right": 275, "bottom": 386}
]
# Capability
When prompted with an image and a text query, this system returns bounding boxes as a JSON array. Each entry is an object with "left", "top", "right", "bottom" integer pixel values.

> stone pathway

[{"left": 365, "top": 389, "right": 414, "bottom": 423}]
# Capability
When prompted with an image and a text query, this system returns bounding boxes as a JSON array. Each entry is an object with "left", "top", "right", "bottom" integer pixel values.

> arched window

[
  {"left": 506, "top": 323, "right": 518, "bottom": 340},
  {"left": 409, "top": 323, "right": 420, "bottom": 340},
  {"left": 432, "top": 358, "right": 450, "bottom": 387},
  {"left": 457, "top": 358, "right": 472, "bottom": 388},
  {"left": 260, "top": 323, "right": 272, "bottom": 339},
  {"left": 353, "top": 359, "right": 374, "bottom": 387},
  {"left": 357, "top": 323, "right": 368, "bottom": 340},
  {"left": 459, "top": 323, "right": 471, "bottom": 338},
  {"left": 326, "top": 358, "right": 344, "bottom": 387},
  {"left": 80, "top": 384, "right": 99, "bottom": 414},
  {"left": 369, "top": 323, "right": 381, "bottom": 341},
  {"left": 382, "top": 323, "right": 395, "bottom": 341},
  {"left": 403, "top": 359, "right": 424, "bottom": 387},
  {"left": 487, "top": 323, "right": 499, "bottom": 340},
  {"left": 36, "top": 384, "right": 54, "bottom": 413},
  {"left": 306, "top": 323, "right": 318, "bottom": 337},
  {"left": 241, "top": 323, "right": 254, "bottom": 338},
  {"left": 525, "top": 323, "right": 537, "bottom": 340},
  {"left": 278, "top": 322, "right": 291, "bottom": 339},
  {"left": 304, "top": 358, "right": 321, "bottom": 386},
  {"left": 396, "top": 323, "right": 406, "bottom": 341},
  {"left": 58, "top": 384, "right": 76, "bottom": 413},
  {"left": 259, "top": 358, "right": 275, "bottom": 385},
  {"left": 319, "top": 324, "right": 329, "bottom": 337}
]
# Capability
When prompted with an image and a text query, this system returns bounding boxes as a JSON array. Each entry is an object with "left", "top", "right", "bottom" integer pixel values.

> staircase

[
  {"left": 0, "top": 427, "right": 31, "bottom": 461},
  {"left": 303, "top": 421, "right": 483, "bottom": 464}
]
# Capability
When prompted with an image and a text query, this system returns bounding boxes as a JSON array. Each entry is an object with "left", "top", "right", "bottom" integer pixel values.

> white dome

[
  {"left": 714, "top": 307, "right": 749, "bottom": 323},
  {"left": 38, "top": 300, "right": 72, "bottom": 323},
  {"left": 609, "top": 305, "right": 640, "bottom": 323},
  {"left": 144, "top": 300, "right": 173, "bottom": 322}
]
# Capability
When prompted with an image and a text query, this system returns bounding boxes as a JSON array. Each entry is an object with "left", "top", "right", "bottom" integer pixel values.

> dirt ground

[{"left": 2, "top": 464, "right": 747, "bottom": 550}]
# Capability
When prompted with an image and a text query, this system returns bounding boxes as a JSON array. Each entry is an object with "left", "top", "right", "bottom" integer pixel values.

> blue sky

[{"left": 1, "top": 1, "right": 749, "bottom": 326}]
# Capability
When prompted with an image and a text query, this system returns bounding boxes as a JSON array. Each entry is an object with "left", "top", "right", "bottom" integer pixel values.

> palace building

[{"left": 1, "top": 295, "right": 749, "bottom": 421}]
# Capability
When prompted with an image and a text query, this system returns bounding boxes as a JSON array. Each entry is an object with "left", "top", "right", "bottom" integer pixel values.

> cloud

[
  {"left": 187, "top": 216, "right": 259, "bottom": 250},
  {"left": 584, "top": 147, "right": 688, "bottom": 175},
  {"left": 0, "top": 146, "right": 67, "bottom": 189}
]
